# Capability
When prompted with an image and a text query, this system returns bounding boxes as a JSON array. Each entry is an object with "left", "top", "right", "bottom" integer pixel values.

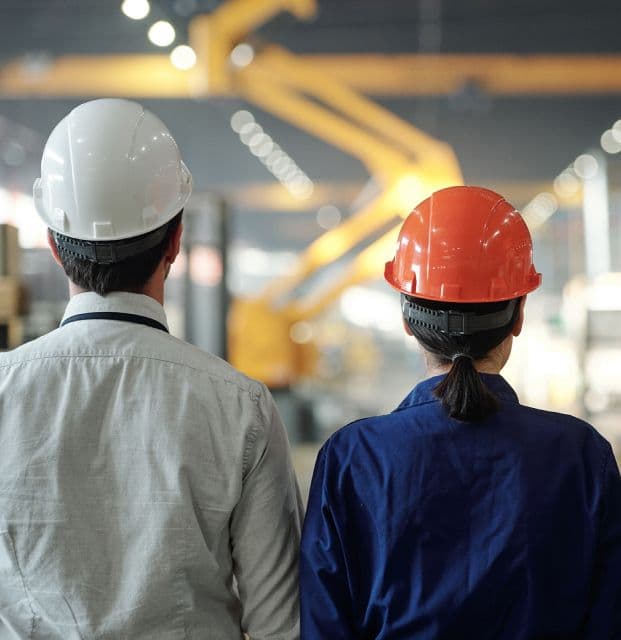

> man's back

[{"left": 0, "top": 292, "right": 303, "bottom": 639}]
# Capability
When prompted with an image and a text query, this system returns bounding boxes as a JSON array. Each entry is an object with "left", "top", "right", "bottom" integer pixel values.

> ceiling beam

[
  {"left": 303, "top": 54, "right": 621, "bottom": 97},
  {"left": 2, "top": 53, "right": 621, "bottom": 99},
  {"left": 0, "top": 55, "right": 190, "bottom": 98}
]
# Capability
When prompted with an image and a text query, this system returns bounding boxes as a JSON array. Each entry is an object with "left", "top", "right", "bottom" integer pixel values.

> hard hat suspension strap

[
  {"left": 402, "top": 298, "right": 518, "bottom": 336},
  {"left": 53, "top": 224, "right": 170, "bottom": 265}
]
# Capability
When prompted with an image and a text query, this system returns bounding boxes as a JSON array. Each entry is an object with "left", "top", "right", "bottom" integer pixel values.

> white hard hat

[{"left": 33, "top": 98, "right": 192, "bottom": 243}]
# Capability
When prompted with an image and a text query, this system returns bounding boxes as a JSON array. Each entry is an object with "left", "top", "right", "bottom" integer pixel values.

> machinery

[
  {"left": 1, "top": 0, "right": 465, "bottom": 386},
  {"left": 190, "top": 0, "right": 463, "bottom": 385}
]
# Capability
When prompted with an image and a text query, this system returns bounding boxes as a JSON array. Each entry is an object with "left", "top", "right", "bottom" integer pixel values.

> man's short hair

[{"left": 51, "top": 211, "right": 183, "bottom": 296}]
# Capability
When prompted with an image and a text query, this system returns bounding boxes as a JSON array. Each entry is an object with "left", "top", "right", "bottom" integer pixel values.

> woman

[{"left": 300, "top": 186, "right": 621, "bottom": 639}]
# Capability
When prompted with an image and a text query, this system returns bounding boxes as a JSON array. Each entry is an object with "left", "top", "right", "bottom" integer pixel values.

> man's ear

[
  {"left": 47, "top": 229, "right": 62, "bottom": 267},
  {"left": 512, "top": 297, "right": 526, "bottom": 337},
  {"left": 165, "top": 222, "right": 183, "bottom": 266}
]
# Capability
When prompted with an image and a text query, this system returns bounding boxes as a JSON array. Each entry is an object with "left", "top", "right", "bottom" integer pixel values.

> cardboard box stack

[{"left": 0, "top": 224, "right": 25, "bottom": 350}]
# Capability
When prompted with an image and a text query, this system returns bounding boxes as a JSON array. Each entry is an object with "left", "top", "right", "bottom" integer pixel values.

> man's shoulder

[
  {"left": 0, "top": 327, "right": 265, "bottom": 399},
  {"left": 158, "top": 333, "right": 265, "bottom": 397},
  {"left": 0, "top": 328, "right": 64, "bottom": 367}
]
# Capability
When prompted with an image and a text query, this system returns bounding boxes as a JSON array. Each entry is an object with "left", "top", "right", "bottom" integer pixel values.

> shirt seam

[
  {"left": 242, "top": 393, "right": 266, "bottom": 478},
  {"left": 0, "top": 353, "right": 260, "bottom": 399}
]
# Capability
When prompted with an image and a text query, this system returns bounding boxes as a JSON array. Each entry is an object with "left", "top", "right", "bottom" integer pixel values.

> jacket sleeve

[
  {"left": 230, "top": 385, "right": 304, "bottom": 640},
  {"left": 584, "top": 447, "right": 621, "bottom": 638},
  {"left": 300, "top": 441, "right": 358, "bottom": 640}
]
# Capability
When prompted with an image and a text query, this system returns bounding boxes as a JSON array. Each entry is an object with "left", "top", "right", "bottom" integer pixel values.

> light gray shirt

[{"left": 0, "top": 292, "right": 303, "bottom": 639}]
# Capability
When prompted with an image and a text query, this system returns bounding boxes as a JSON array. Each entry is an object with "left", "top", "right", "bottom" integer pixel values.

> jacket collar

[
  {"left": 396, "top": 373, "right": 519, "bottom": 411},
  {"left": 61, "top": 292, "right": 169, "bottom": 331}
]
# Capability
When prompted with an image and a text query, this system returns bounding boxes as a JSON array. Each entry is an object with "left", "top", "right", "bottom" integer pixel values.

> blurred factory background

[{"left": 1, "top": 0, "right": 621, "bottom": 497}]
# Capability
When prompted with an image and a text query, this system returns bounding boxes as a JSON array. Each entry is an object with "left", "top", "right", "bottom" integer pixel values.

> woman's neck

[{"left": 423, "top": 339, "right": 511, "bottom": 378}]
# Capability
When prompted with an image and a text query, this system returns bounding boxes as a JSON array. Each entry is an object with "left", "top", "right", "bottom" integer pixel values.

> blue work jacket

[{"left": 300, "top": 374, "right": 621, "bottom": 639}]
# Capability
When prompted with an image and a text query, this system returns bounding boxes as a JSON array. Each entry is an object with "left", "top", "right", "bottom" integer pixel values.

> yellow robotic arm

[{"left": 202, "top": 1, "right": 462, "bottom": 385}]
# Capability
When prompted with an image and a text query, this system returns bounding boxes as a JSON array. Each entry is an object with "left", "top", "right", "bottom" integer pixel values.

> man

[{"left": 0, "top": 98, "right": 303, "bottom": 639}]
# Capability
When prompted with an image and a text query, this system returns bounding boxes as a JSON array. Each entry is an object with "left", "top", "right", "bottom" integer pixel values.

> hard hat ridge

[{"left": 385, "top": 185, "right": 541, "bottom": 303}]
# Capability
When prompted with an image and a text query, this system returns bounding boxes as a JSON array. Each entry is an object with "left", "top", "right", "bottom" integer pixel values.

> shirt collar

[
  {"left": 396, "top": 373, "right": 519, "bottom": 411},
  {"left": 61, "top": 292, "right": 169, "bottom": 331}
]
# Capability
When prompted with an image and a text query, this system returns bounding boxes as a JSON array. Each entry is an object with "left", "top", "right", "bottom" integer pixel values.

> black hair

[
  {"left": 51, "top": 211, "right": 183, "bottom": 297},
  {"left": 403, "top": 294, "right": 522, "bottom": 422}
]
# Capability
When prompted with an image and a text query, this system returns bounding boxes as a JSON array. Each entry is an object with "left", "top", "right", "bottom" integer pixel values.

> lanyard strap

[{"left": 61, "top": 312, "right": 169, "bottom": 333}]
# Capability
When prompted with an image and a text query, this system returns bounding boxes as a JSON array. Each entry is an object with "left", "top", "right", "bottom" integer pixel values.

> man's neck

[{"left": 67, "top": 278, "right": 164, "bottom": 305}]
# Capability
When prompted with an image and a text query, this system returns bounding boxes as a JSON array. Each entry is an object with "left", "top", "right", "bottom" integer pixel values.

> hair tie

[{"left": 451, "top": 353, "right": 473, "bottom": 362}]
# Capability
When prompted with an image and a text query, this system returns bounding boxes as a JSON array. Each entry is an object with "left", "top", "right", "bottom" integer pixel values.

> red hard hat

[{"left": 384, "top": 186, "right": 542, "bottom": 302}]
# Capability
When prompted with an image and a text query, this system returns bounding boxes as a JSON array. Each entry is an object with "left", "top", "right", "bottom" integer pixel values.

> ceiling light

[
  {"left": 273, "top": 157, "right": 293, "bottom": 173},
  {"left": 274, "top": 168, "right": 291, "bottom": 181},
  {"left": 232, "top": 113, "right": 310, "bottom": 196},
  {"left": 317, "top": 204, "right": 342, "bottom": 230},
  {"left": 248, "top": 132, "right": 268, "bottom": 149},
  {"left": 266, "top": 150, "right": 284, "bottom": 165},
  {"left": 230, "top": 110, "right": 254, "bottom": 133},
  {"left": 573, "top": 154, "right": 598, "bottom": 180},
  {"left": 230, "top": 43, "right": 255, "bottom": 68},
  {"left": 553, "top": 171, "right": 580, "bottom": 198},
  {"left": 612, "top": 119, "right": 621, "bottom": 142},
  {"left": 121, "top": 0, "right": 150, "bottom": 20},
  {"left": 533, "top": 192, "right": 557, "bottom": 216},
  {"left": 283, "top": 167, "right": 300, "bottom": 182},
  {"left": 170, "top": 45, "right": 196, "bottom": 70},
  {"left": 239, "top": 123, "right": 262, "bottom": 145},
  {"left": 288, "top": 177, "right": 314, "bottom": 199},
  {"left": 148, "top": 21, "right": 175, "bottom": 47},
  {"left": 291, "top": 175, "right": 311, "bottom": 189},
  {"left": 523, "top": 192, "right": 558, "bottom": 229},
  {"left": 290, "top": 321, "right": 313, "bottom": 345},
  {"left": 256, "top": 140, "right": 274, "bottom": 158},
  {"left": 601, "top": 129, "right": 621, "bottom": 154}
]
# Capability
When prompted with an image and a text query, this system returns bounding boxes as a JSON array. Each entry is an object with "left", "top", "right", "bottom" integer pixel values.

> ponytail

[
  {"left": 433, "top": 355, "right": 499, "bottom": 422},
  {"left": 403, "top": 294, "right": 522, "bottom": 423}
]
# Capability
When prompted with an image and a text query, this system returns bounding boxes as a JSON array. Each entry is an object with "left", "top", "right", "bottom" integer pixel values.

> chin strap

[{"left": 402, "top": 297, "right": 517, "bottom": 336}]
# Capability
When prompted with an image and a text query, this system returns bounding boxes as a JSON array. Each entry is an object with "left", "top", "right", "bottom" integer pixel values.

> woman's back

[
  {"left": 301, "top": 374, "right": 621, "bottom": 639},
  {"left": 301, "top": 187, "right": 621, "bottom": 639}
]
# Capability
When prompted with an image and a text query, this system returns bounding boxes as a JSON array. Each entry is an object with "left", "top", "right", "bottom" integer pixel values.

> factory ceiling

[{"left": 0, "top": 0, "right": 620, "bottom": 250}]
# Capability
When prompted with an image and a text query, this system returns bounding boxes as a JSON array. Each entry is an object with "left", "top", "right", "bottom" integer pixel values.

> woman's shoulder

[{"left": 514, "top": 401, "right": 608, "bottom": 443}]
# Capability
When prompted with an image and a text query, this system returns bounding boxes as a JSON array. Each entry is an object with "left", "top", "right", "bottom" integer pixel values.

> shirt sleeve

[
  {"left": 230, "top": 385, "right": 304, "bottom": 640},
  {"left": 584, "top": 447, "right": 621, "bottom": 638},
  {"left": 300, "top": 440, "right": 358, "bottom": 640}
]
